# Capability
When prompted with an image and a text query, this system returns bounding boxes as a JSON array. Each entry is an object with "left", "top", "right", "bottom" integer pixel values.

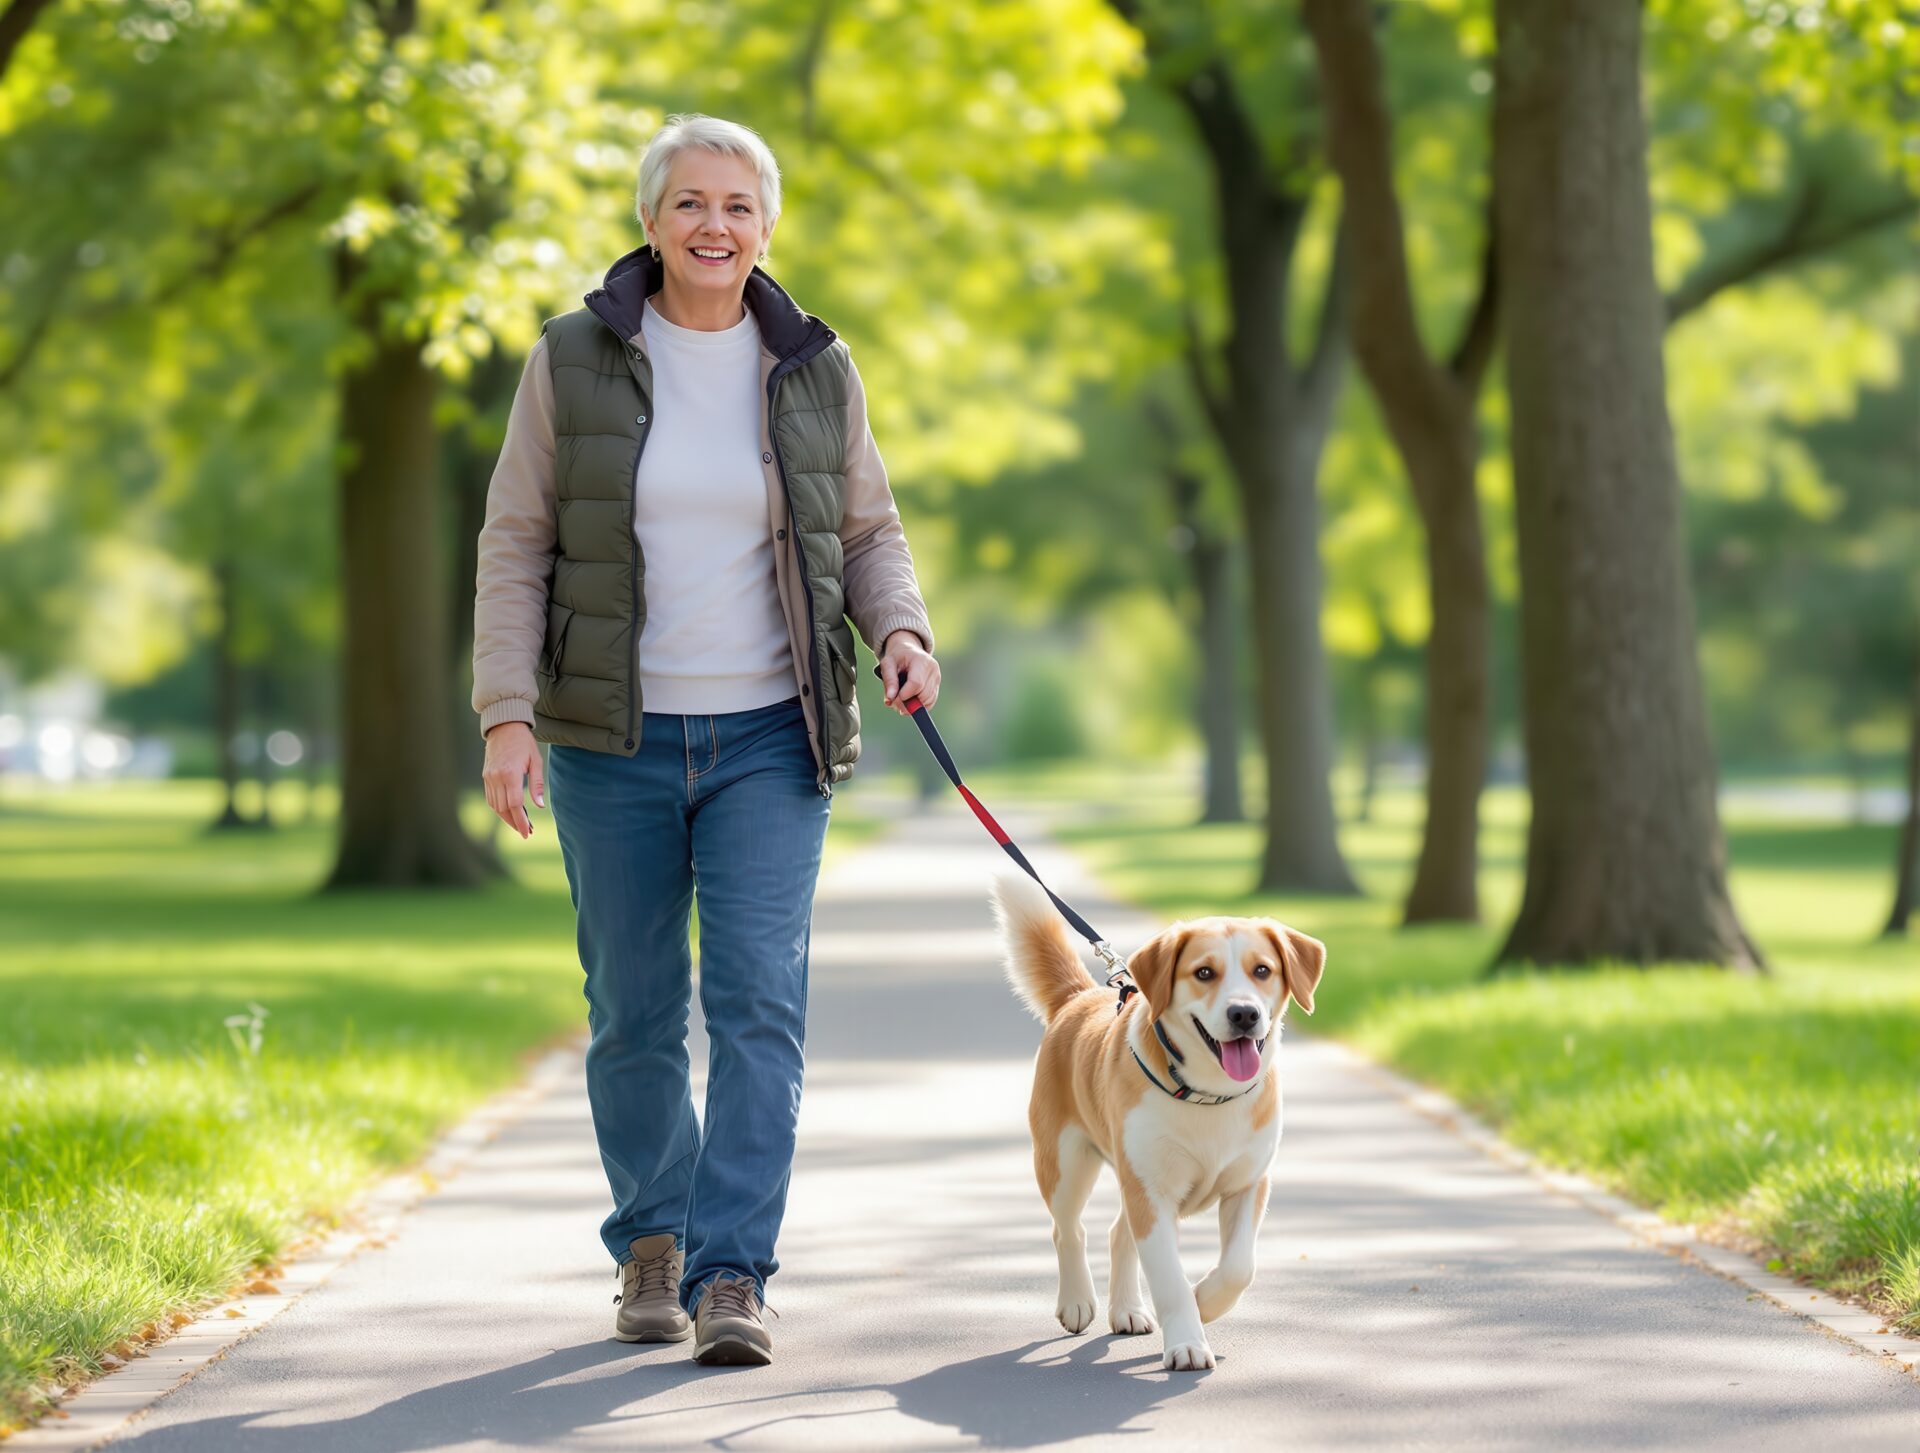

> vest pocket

[
  {"left": 826, "top": 630, "right": 858, "bottom": 704},
  {"left": 539, "top": 601, "right": 576, "bottom": 679}
]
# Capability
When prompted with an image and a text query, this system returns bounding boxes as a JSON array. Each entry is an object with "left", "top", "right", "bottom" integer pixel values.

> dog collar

[{"left": 1130, "top": 1016, "right": 1267, "bottom": 1106}]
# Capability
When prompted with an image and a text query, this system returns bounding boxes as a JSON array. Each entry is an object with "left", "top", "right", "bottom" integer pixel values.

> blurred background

[{"left": 0, "top": 0, "right": 1915, "bottom": 1429}]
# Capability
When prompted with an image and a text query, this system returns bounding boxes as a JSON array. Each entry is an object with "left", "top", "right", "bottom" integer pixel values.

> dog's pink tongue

[{"left": 1221, "top": 1037, "right": 1262, "bottom": 1082}]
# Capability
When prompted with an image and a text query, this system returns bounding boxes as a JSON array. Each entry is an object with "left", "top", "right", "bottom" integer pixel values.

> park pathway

[{"left": 104, "top": 799, "right": 1920, "bottom": 1451}]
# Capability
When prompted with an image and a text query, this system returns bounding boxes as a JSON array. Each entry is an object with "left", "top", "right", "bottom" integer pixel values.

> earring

[{"left": 650, "top": 244, "right": 660, "bottom": 260}]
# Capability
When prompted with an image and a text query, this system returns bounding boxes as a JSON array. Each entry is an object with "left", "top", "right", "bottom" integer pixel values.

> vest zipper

[
  {"left": 765, "top": 357, "right": 832, "bottom": 799},
  {"left": 626, "top": 424, "right": 645, "bottom": 753}
]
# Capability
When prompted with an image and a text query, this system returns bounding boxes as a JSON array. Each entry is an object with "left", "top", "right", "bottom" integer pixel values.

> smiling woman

[
  {"left": 635, "top": 122, "right": 782, "bottom": 331},
  {"left": 470, "top": 112, "right": 940, "bottom": 1369}
]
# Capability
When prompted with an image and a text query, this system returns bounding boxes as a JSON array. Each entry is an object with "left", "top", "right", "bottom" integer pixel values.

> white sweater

[{"left": 632, "top": 296, "right": 795, "bottom": 715}]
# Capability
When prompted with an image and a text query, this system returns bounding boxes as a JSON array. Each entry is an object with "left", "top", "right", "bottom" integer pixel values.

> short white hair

[{"left": 635, "top": 113, "right": 782, "bottom": 237}]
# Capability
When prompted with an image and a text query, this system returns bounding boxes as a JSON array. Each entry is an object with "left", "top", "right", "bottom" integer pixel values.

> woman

[{"left": 471, "top": 113, "right": 939, "bottom": 1367}]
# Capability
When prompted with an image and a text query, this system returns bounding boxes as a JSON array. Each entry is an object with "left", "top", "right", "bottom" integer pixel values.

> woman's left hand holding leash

[{"left": 879, "top": 630, "right": 940, "bottom": 716}]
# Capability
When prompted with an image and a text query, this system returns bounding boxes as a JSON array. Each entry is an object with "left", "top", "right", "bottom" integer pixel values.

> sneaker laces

[
  {"left": 615, "top": 1247, "right": 680, "bottom": 1304},
  {"left": 704, "top": 1275, "right": 778, "bottom": 1321}
]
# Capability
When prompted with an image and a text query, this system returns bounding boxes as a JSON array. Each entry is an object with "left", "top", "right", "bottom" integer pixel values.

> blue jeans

[{"left": 547, "top": 695, "right": 829, "bottom": 1311}]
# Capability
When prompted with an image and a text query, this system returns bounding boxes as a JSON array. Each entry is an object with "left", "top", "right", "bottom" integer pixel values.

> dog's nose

[{"left": 1226, "top": 1001, "right": 1262, "bottom": 1036}]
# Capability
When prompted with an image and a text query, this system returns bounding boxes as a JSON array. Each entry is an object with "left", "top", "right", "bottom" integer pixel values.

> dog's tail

[{"left": 989, "top": 868, "right": 1099, "bottom": 1024}]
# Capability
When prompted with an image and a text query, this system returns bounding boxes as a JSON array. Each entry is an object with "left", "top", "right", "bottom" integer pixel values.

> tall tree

[
  {"left": 1108, "top": 0, "right": 1359, "bottom": 892},
  {"left": 1491, "top": 0, "right": 1757, "bottom": 969},
  {"left": 1304, "top": 0, "right": 1497, "bottom": 922}
]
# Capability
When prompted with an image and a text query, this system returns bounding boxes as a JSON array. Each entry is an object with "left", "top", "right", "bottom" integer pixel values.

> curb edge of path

[
  {"left": 8, "top": 1039, "right": 586, "bottom": 1453},
  {"left": 1316, "top": 1036, "right": 1920, "bottom": 1382}
]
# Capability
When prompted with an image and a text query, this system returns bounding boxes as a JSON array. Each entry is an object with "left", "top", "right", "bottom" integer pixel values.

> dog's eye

[
  {"left": 1193, "top": 966, "right": 1215, "bottom": 981},
  {"left": 1252, "top": 963, "right": 1274, "bottom": 978}
]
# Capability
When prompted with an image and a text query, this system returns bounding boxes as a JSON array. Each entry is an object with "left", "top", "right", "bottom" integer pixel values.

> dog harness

[{"left": 884, "top": 667, "right": 1267, "bottom": 1108}]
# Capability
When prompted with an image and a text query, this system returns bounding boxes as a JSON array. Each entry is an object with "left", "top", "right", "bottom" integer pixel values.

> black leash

[
  {"left": 875, "top": 666, "right": 1138, "bottom": 1007},
  {"left": 878, "top": 668, "right": 1262, "bottom": 1106}
]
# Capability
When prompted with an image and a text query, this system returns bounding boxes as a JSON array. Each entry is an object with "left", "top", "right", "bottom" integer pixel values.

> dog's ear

[
  {"left": 1127, "top": 925, "right": 1193, "bottom": 1020},
  {"left": 1262, "top": 922, "right": 1326, "bottom": 1016}
]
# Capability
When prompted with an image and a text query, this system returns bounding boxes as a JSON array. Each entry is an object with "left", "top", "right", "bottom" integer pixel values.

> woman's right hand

[{"left": 482, "top": 721, "right": 545, "bottom": 839}]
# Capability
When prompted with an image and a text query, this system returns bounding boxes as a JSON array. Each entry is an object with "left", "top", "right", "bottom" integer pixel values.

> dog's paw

[
  {"left": 1056, "top": 1299, "right": 1097, "bottom": 1334},
  {"left": 1194, "top": 1269, "right": 1251, "bottom": 1324},
  {"left": 1161, "top": 1338, "right": 1215, "bottom": 1371},
  {"left": 1109, "top": 1304, "right": 1155, "bottom": 1335}
]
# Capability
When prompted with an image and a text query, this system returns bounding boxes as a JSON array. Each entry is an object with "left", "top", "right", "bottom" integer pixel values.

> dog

[{"left": 988, "top": 869, "right": 1325, "bottom": 1371}]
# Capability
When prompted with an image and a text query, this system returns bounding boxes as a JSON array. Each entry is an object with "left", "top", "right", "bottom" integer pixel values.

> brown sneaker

[
  {"left": 614, "top": 1234, "right": 691, "bottom": 1343},
  {"left": 691, "top": 1273, "right": 773, "bottom": 1366}
]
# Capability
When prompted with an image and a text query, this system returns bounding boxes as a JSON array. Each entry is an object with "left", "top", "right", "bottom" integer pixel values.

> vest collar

[{"left": 582, "top": 244, "right": 836, "bottom": 366}]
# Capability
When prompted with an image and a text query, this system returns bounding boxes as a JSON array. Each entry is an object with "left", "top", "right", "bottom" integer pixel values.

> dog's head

[{"left": 1126, "top": 918, "right": 1325, "bottom": 1088}]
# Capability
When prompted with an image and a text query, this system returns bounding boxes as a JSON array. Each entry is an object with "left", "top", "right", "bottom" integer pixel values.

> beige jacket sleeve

[
  {"left": 471, "top": 334, "right": 557, "bottom": 737},
  {"left": 839, "top": 352, "right": 936, "bottom": 656}
]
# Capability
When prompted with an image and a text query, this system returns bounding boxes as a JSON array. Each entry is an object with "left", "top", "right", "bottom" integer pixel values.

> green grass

[
  {"left": 0, "top": 778, "right": 887, "bottom": 1430},
  {"left": 967, "top": 759, "right": 1920, "bottom": 1330}
]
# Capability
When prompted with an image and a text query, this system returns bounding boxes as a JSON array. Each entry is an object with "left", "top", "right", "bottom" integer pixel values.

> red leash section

[{"left": 877, "top": 667, "right": 1132, "bottom": 992}]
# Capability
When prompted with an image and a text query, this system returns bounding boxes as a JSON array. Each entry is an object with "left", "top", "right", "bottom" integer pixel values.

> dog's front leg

[
  {"left": 1128, "top": 1197, "right": 1212, "bottom": 1370},
  {"left": 1195, "top": 1175, "right": 1269, "bottom": 1323}
]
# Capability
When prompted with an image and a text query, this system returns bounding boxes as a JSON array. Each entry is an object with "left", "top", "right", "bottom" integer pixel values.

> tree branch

[
  {"left": 1301, "top": 0, "right": 1449, "bottom": 427},
  {"left": 1666, "top": 185, "right": 1919, "bottom": 327},
  {"left": 0, "top": 0, "right": 58, "bottom": 86},
  {"left": 0, "top": 182, "right": 328, "bottom": 392},
  {"left": 151, "top": 181, "right": 327, "bottom": 308},
  {"left": 795, "top": 0, "right": 833, "bottom": 141},
  {"left": 0, "top": 258, "right": 72, "bottom": 392}
]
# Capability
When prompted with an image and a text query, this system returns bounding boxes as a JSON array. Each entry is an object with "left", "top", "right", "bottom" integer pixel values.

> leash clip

[{"left": 1093, "top": 940, "right": 1138, "bottom": 1014}]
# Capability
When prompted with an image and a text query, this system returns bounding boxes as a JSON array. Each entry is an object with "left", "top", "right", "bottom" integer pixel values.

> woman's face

[{"left": 641, "top": 149, "right": 775, "bottom": 302}]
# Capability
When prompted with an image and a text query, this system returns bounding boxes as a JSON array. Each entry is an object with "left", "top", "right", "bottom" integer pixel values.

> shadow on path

[{"left": 141, "top": 1333, "right": 1190, "bottom": 1452}]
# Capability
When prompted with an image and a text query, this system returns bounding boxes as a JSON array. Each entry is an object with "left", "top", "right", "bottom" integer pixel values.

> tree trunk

[
  {"left": 1403, "top": 445, "right": 1489, "bottom": 922},
  {"left": 209, "top": 556, "right": 255, "bottom": 831},
  {"left": 326, "top": 251, "right": 501, "bottom": 889},
  {"left": 1304, "top": 0, "right": 1493, "bottom": 922},
  {"left": 1885, "top": 639, "right": 1920, "bottom": 937},
  {"left": 1164, "top": 461, "right": 1244, "bottom": 824},
  {"left": 302, "top": 688, "right": 324, "bottom": 827},
  {"left": 1355, "top": 658, "right": 1379, "bottom": 825},
  {"left": 249, "top": 663, "right": 276, "bottom": 829},
  {"left": 1491, "top": 0, "right": 1758, "bottom": 969},
  {"left": 1111, "top": 24, "right": 1359, "bottom": 895},
  {"left": 1235, "top": 411, "right": 1358, "bottom": 893},
  {"left": 1192, "top": 529, "right": 1244, "bottom": 824}
]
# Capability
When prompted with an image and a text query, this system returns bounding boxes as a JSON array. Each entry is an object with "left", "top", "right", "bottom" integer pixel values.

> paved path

[{"left": 110, "top": 803, "right": 1920, "bottom": 1451}]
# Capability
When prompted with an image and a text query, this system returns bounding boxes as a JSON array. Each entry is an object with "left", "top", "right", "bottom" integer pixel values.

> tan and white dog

[{"left": 989, "top": 870, "right": 1325, "bottom": 1371}]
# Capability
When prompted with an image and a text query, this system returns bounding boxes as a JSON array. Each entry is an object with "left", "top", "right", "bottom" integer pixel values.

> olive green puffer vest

[{"left": 530, "top": 247, "right": 863, "bottom": 794}]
